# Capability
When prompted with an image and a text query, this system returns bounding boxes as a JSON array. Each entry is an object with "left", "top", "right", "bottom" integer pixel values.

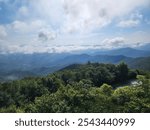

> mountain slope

[
  {"left": 0, "top": 51, "right": 150, "bottom": 81},
  {"left": 136, "top": 43, "right": 150, "bottom": 51},
  {"left": 127, "top": 57, "right": 150, "bottom": 71},
  {"left": 57, "top": 54, "right": 131, "bottom": 65},
  {"left": 94, "top": 47, "right": 150, "bottom": 58},
  {"left": 0, "top": 54, "right": 132, "bottom": 81}
]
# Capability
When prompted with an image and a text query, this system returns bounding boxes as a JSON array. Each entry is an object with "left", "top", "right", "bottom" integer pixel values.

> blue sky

[{"left": 0, "top": 0, "right": 150, "bottom": 53}]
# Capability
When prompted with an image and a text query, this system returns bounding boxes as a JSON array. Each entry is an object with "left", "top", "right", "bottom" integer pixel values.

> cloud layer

[
  {"left": 0, "top": 25, "right": 7, "bottom": 37},
  {"left": 62, "top": 0, "right": 149, "bottom": 32},
  {"left": 0, "top": 0, "right": 150, "bottom": 53}
]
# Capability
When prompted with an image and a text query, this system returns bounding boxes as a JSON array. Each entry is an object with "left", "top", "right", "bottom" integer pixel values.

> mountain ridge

[{"left": 0, "top": 47, "right": 150, "bottom": 81}]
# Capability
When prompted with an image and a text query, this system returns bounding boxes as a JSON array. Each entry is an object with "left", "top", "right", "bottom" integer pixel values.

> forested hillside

[
  {"left": 127, "top": 57, "right": 150, "bottom": 71},
  {"left": 0, "top": 63, "right": 150, "bottom": 113}
]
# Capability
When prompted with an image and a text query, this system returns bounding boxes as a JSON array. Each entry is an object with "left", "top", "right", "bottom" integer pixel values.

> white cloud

[
  {"left": 3, "top": 0, "right": 150, "bottom": 34},
  {"left": 38, "top": 30, "right": 57, "bottom": 42},
  {"left": 62, "top": 0, "right": 149, "bottom": 33},
  {"left": 0, "top": 25, "right": 7, "bottom": 38},
  {"left": 0, "top": 44, "right": 111, "bottom": 54},
  {"left": 131, "top": 12, "right": 143, "bottom": 20},
  {"left": 9, "top": 20, "right": 54, "bottom": 35},
  {"left": 125, "top": 31, "right": 150, "bottom": 44},
  {"left": 18, "top": 6, "right": 29, "bottom": 16},
  {"left": 0, "top": 0, "right": 150, "bottom": 54},
  {"left": 12, "top": 0, "right": 148, "bottom": 34},
  {"left": 1, "top": 33, "right": 150, "bottom": 54},
  {"left": 28, "top": 0, "right": 64, "bottom": 27},
  {"left": 38, "top": 32, "right": 48, "bottom": 41},
  {"left": 118, "top": 19, "right": 140, "bottom": 28},
  {"left": 11, "top": 21, "right": 28, "bottom": 33},
  {"left": 117, "top": 12, "right": 143, "bottom": 28},
  {"left": 102, "top": 37, "right": 125, "bottom": 48}
]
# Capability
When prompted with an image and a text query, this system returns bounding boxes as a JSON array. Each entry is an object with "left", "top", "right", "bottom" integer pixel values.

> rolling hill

[
  {"left": 93, "top": 47, "right": 150, "bottom": 58},
  {"left": 127, "top": 57, "right": 150, "bottom": 71},
  {"left": 0, "top": 46, "right": 150, "bottom": 81}
]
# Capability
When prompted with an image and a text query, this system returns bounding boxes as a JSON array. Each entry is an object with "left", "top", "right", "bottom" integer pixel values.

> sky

[{"left": 0, "top": 0, "right": 150, "bottom": 53}]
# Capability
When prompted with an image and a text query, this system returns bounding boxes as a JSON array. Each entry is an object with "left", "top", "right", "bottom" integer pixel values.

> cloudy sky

[{"left": 0, "top": 0, "right": 150, "bottom": 53}]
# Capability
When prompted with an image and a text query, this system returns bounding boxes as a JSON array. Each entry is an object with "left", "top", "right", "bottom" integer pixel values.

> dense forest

[{"left": 0, "top": 62, "right": 150, "bottom": 113}]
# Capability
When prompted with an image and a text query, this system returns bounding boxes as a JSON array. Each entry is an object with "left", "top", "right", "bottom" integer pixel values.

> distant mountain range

[
  {"left": 0, "top": 45, "right": 150, "bottom": 81},
  {"left": 135, "top": 43, "right": 150, "bottom": 51},
  {"left": 93, "top": 47, "right": 150, "bottom": 58}
]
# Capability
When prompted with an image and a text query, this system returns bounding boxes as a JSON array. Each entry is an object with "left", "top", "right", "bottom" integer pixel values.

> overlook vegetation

[{"left": 0, "top": 63, "right": 150, "bottom": 113}]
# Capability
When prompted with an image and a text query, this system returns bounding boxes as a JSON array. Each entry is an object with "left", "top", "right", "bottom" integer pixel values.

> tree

[
  {"left": 117, "top": 62, "right": 129, "bottom": 82},
  {"left": 100, "top": 84, "right": 113, "bottom": 96}
]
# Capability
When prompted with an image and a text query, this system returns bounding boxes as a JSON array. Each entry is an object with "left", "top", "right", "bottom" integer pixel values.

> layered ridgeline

[
  {"left": 0, "top": 63, "right": 150, "bottom": 113},
  {"left": 0, "top": 46, "right": 150, "bottom": 81}
]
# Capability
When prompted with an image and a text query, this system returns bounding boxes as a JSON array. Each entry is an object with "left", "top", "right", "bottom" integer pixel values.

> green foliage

[
  {"left": 100, "top": 84, "right": 113, "bottom": 96},
  {"left": 116, "top": 62, "right": 129, "bottom": 82},
  {"left": 0, "top": 63, "right": 150, "bottom": 113}
]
